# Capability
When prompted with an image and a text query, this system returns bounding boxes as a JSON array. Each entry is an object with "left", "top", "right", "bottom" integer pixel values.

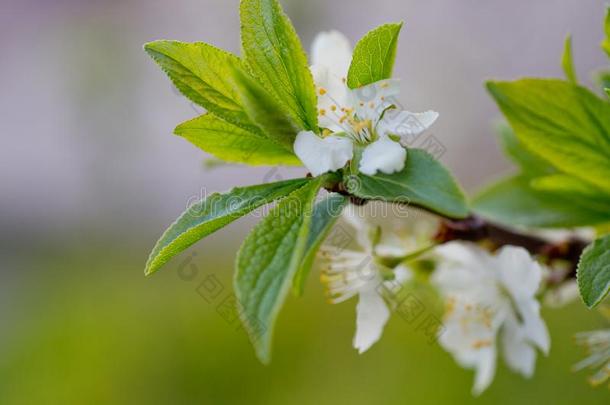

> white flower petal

[
  {"left": 341, "top": 206, "right": 374, "bottom": 252},
  {"left": 353, "top": 289, "right": 390, "bottom": 353},
  {"left": 496, "top": 246, "right": 542, "bottom": 300},
  {"left": 311, "top": 30, "right": 352, "bottom": 77},
  {"left": 393, "top": 264, "right": 413, "bottom": 284},
  {"left": 472, "top": 347, "right": 497, "bottom": 396},
  {"left": 351, "top": 79, "right": 401, "bottom": 121},
  {"left": 516, "top": 299, "right": 550, "bottom": 354},
  {"left": 359, "top": 136, "right": 406, "bottom": 175},
  {"left": 435, "top": 242, "right": 493, "bottom": 269},
  {"left": 494, "top": 246, "right": 549, "bottom": 354},
  {"left": 310, "top": 65, "right": 351, "bottom": 132},
  {"left": 375, "top": 234, "right": 411, "bottom": 258},
  {"left": 377, "top": 110, "right": 439, "bottom": 141},
  {"left": 433, "top": 242, "right": 495, "bottom": 293},
  {"left": 294, "top": 131, "right": 353, "bottom": 176},
  {"left": 501, "top": 312, "right": 537, "bottom": 378}
]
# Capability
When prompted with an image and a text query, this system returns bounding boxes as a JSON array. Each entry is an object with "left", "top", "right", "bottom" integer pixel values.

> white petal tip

[
  {"left": 294, "top": 131, "right": 353, "bottom": 176},
  {"left": 358, "top": 137, "right": 406, "bottom": 176}
]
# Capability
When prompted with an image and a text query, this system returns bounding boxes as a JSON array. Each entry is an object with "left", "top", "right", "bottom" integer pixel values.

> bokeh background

[{"left": 1, "top": 0, "right": 609, "bottom": 403}]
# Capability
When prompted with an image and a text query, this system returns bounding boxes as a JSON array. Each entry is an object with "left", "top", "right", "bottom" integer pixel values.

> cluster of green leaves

[
  {"left": 474, "top": 9, "right": 610, "bottom": 308},
  {"left": 144, "top": 0, "right": 467, "bottom": 362}
]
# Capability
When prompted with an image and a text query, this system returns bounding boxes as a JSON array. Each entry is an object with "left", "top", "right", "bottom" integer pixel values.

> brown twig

[
  {"left": 323, "top": 178, "right": 589, "bottom": 283},
  {"left": 434, "top": 215, "right": 589, "bottom": 283}
]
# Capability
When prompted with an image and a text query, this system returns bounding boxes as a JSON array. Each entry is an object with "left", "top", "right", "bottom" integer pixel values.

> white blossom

[
  {"left": 433, "top": 242, "right": 550, "bottom": 395},
  {"left": 573, "top": 322, "right": 610, "bottom": 387},
  {"left": 318, "top": 208, "right": 415, "bottom": 353},
  {"left": 294, "top": 30, "right": 438, "bottom": 177}
]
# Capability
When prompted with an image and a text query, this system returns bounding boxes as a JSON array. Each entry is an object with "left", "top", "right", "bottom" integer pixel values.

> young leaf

[
  {"left": 496, "top": 123, "right": 554, "bottom": 176},
  {"left": 487, "top": 79, "right": 610, "bottom": 194},
  {"left": 530, "top": 174, "right": 610, "bottom": 214},
  {"left": 561, "top": 34, "right": 577, "bottom": 83},
  {"left": 347, "top": 23, "right": 403, "bottom": 89},
  {"left": 145, "top": 178, "right": 310, "bottom": 275},
  {"left": 175, "top": 113, "right": 300, "bottom": 166},
  {"left": 235, "top": 176, "right": 325, "bottom": 363},
  {"left": 473, "top": 175, "right": 609, "bottom": 228},
  {"left": 144, "top": 41, "right": 257, "bottom": 132},
  {"left": 232, "top": 67, "right": 300, "bottom": 150},
  {"left": 345, "top": 149, "right": 469, "bottom": 219},
  {"left": 292, "top": 193, "right": 348, "bottom": 296},
  {"left": 593, "top": 69, "right": 610, "bottom": 94},
  {"left": 602, "top": 6, "right": 610, "bottom": 57},
  {"left": 577, "top": 234, "right": 610, "bottom": 308},
  {"left": 240, "top": 0, "right": 318, "bottom": 131}
]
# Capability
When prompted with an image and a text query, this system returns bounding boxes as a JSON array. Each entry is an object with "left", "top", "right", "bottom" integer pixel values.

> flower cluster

[{"left": 318, "top": 208, "right": 561, "bottom": 395}]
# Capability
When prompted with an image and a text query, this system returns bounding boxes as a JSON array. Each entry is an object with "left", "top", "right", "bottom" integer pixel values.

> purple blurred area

[{"left": 0, "top": 0, "right": 607, "bottom": 240}]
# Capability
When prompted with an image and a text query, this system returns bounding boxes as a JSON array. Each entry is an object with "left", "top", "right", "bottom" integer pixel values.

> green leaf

[
  {"left": 473, "top": 175, "right": 609, "bottom": 228},
  {"left": 345, "top": 149, "right": 469, "bottom": 219},
  {"left": 347, "top": 23, "right": 403, "bottom": 89},
  {"left": 486, "top": 79, "right": 610, "bottom": 194},
  {"left": 232, "top": 67, "right": 300, "bottom": 150},
  {"left": 496, "top": 123, "right": 554, "bottom": 176},
  {"left": 530, "top": 174, "right": 610, "bottom": 214},
  {"left": 175, "top": 113, "right": 300, "bottom": 166},
  {"left": 577, "top": 234, "right": 610, "bottom": 308},
  {"left": 235, "top": 176, "right": 325, "bottom": 363},
  {"left": 561, "top": 34, "right": 577, "bottom": 83},
  {"left": 145, "top": 178, "right": 310, "bottom": 275},
  {"left": 292, "top": 193, "right": 348, "bottom": 296},
  {"left": 144, "top": 40, "right": 257, "bottom": 132},
  {"left": 240, "top": 0, "right": 318, "bottom": 131},
  {"left": 602, "top": 7, "right": 610, "bottom": 57},
  {"left": 593, "top": 69, "right": 610, "bottom": 95}
]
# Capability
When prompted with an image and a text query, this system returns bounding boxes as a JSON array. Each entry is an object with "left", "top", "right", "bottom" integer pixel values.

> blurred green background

[
  {"left": 1, "top": 0, "right": 609, "bottom": 403},
  {"left": 1, "top": 237, "right": 608, "bottom": 404}
]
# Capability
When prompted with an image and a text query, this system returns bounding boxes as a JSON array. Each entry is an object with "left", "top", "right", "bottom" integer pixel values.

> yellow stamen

[
  {"left": 352, "top": 119, "right": 372, "bottom": 134},
  {"left": 445, "top": 297, "right": 456, "bottom": 316},
  {"left": 472, "top": 340, "right": 492, "bottom": 349}
]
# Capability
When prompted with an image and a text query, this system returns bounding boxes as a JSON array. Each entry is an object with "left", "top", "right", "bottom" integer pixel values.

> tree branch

[
  {"left": 323, "top": 178, "right": 590, "bottom": 284},
  {"left": 434, "top": 215, "right": 589, "bottom": 284}
]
